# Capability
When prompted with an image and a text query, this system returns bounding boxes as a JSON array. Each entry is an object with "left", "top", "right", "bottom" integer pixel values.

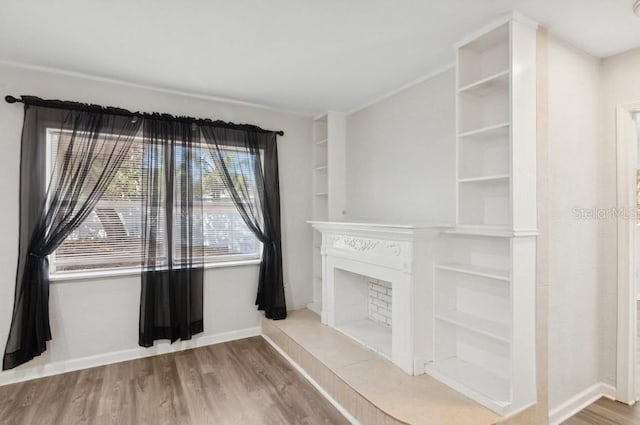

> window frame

[{"left": 45, "top": 127, "right": 263, "bottom": 281}]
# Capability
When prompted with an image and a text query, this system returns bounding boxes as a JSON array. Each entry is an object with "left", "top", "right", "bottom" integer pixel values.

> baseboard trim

[
  {"left": 0, "top": 326, "right": 261, "bottom": 387},
  {"left": 413, "top": 356, "right": 430, "bottom": 375},
  {"left": 548, "top": 382, "right": 617, "bottom": 425},
  {"left": 261, "top": 333, "right": 359, "bottom": 425},
  {"left": 306, "top": 302, "right": 322, "bottom": 316}
]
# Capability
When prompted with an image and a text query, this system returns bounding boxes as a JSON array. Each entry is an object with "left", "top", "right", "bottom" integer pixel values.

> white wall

[
  {"left": 546, "top": 37, "right": 602, "bottom": 409},
  {"left": 0, "top": 64, "right": 313, "bottom": 383},
  {"left": 599, "top": 47, "right": 640, "bottom": 388},
  {"left": 345, "top": 69, "right": 456, "bottom": 223}
]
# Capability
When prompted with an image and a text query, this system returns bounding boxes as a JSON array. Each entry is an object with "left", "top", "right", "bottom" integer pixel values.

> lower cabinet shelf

[
  {"left": 425, "top": 357, "right": 510, "bottom": 414},
  {"left": 435, "top": 262, "right": 510, "bottom": 282}
]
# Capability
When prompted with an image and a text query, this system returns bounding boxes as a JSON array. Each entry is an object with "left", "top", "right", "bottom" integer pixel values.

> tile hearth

[{"left": 262, "top": 309, "right": 502, "bottom": 425}]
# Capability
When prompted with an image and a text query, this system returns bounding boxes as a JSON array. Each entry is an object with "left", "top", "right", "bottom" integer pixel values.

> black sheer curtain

[
  {"left": 139, "top": 118, "right": 204, "bottom": 347},
  {"left": 200, "top": 126, "right": 286, "bottom": 320},
  {"left": 3, "top": 101, "right": 141, "bottom": 370},
  {"left": 4, "top": 95, "right": 286, "bottom": 369}
]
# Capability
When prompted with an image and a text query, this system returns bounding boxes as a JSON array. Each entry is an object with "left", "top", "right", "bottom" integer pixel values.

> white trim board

[
  {"left": 548, "top": 383, "right": 617, "bottom": 425},
  {"left": 50, "top": 259, "right": 261, "bottom": 282},
  {"left": 616, "top": 102, "right": 640, "bottom": 404},
  {"left": 261, "top": 334, "right": 359, "bottom": 425},
  {"left": 0, "top": 326, "right": 261, "bottom": 387}
]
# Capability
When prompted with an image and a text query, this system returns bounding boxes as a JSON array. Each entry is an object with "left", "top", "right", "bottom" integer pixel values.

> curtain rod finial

[{"left": 5, "top": 95, "right": 19, "bottom": 104}]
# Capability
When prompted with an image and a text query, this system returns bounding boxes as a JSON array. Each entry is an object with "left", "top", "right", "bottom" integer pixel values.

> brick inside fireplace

[{"left": 367, "top": 279, "right": 392, "bottom": 327}]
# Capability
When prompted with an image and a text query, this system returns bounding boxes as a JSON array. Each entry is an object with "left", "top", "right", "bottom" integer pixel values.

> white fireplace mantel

[{"left": 309, "top": 220, "right": 447, "bottom": 375}]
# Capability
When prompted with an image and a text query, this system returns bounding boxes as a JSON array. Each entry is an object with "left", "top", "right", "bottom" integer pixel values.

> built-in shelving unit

[
  {"left": 426, "top": 15, "right": 538, "bottom": 417},
  {"left": 309, "top": 115, "right": 328, "bottom": 315},
  {"left": 308, "top": 112, "right": 346, "bottom": 315},
  {"left": 431, "top": 233, "right": 515, "bottom": 413}
]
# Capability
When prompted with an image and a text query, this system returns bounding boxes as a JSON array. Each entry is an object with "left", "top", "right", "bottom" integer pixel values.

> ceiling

[{"left": 0, "top": 0, "right": 638, "bottom": 116}]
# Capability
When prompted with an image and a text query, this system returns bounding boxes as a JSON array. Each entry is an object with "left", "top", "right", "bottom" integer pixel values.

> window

[{"left": 48, "top": 128, "right": 261, "bottom": 276}]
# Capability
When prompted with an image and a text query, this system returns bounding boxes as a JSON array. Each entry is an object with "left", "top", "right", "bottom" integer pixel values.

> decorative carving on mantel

[{"left": 328, "top": 235, "right": 404, "bottom": 257}]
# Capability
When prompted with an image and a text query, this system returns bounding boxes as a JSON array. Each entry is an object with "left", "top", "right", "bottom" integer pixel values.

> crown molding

[{"left": 0, "top": 59, "right": 311, "bottom": 118}]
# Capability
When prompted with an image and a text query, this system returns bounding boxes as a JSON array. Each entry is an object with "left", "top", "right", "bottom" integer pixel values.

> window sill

[{"left": 49, "top": 259, "right": 262, "bottom": 282}]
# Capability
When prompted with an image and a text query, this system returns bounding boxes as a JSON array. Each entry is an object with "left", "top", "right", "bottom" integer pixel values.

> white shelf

[
  {"left": 315, "top": 192, "right": 328, "bottom": 196},
  {"left": 459, "top": 123, "right": 510, "bottom": 144},
  {"left": 435, "top": 310, "right": 510, "bottom": 343},
  {"left": 458, "top": 70, "right": 509, "bottom": 95},
  {"left": 425, "top": 357, "right": 510, "bottom": 413},
  {"left": 458, "top": 174, "right": 510, "bottom": 183},
  {"left": 316, "top": 138, "right": 328, "bottom": 145},
  {"left": 435, "top": 262, "right": 510, "bottom": 281},
  {"left": 458, "top": 122, "right": 510, "bottom": 138},
  {"left": 443, "top": 226, "right": 515, "bottom": 237},
  {"left": 315, "top": 165, "right": 328, "bottom": 171},
  {"left": 335, "top": 318, "right": 392, "bottom": 359}
]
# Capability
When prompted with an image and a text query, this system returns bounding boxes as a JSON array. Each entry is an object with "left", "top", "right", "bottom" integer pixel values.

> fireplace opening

[{"left": 333, "top": 268, "right": 392, "bottom": 358}]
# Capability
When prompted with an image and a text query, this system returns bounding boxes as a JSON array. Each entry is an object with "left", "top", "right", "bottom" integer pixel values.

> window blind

[{"left": 48, "top": 129, "right": 260, "bottom": 275}]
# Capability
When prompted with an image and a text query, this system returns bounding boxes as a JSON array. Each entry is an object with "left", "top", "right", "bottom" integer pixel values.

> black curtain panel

[
  {"left": 138, "top": 117, "right": 205, "bottom": 347},
  {"left": 3, "top": 100, "right": 141, "bottom": 370},
  {"left": 200, "top": 126, "right": 286, "bottom": 320}
]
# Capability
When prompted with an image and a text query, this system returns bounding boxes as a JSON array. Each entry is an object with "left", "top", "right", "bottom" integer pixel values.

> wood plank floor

[
  {"left": 562, "top": 397, "right": 640, "bottom": 425},
  {"left": 0, "top": 336, "right": 349, "bottom": 425}
]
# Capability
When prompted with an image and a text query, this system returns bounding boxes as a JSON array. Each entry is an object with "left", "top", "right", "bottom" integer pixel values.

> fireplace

[
  {"left": 310, "top": 220, "right": 442, "bottom": 375},
  {"left": 333, "top": 270, "right": 393, "bottom": 358}
]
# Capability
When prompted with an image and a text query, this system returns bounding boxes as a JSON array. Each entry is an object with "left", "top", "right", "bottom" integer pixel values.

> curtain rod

[{"left": 4, "top": 95, "right": 284, "bottom": 136}]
